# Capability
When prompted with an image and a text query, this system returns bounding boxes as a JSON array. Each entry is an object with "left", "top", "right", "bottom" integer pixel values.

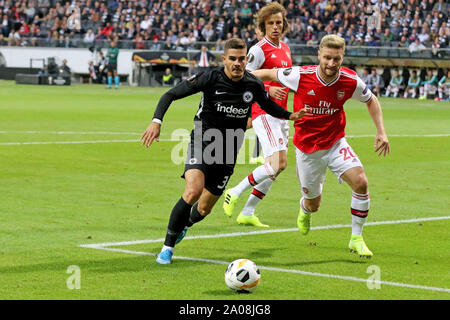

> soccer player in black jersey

[{"left": 141, "top": 38, "right": 311, "bottom": 264}]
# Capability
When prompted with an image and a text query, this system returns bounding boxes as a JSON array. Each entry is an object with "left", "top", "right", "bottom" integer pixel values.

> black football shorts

[{"left": 182, "top": 129, "right": 235, "bottom": 196}]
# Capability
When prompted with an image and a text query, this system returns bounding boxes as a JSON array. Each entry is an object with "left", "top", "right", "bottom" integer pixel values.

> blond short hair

[{"left": 319, "top": 35, "right": 346, "bottom": 51}]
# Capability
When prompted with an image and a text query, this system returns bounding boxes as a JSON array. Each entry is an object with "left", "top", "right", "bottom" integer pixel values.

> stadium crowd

[
  {"left": 0, "top": 0, "right": 448, "bottom": 51},
  {"left": 0, "top": 0, "right": 448, "bottom": 100}
]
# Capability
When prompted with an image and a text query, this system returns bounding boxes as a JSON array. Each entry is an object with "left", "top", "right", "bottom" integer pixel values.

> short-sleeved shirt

[
  {"left": 276, "top": 65, "right": 372, "bottom": 153},
  {"left": 246, "top": 37, "right": 292, "bottom": 120}
]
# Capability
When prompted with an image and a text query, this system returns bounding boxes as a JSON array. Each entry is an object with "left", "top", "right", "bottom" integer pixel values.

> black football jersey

[{"left": 153, "top": 67, "right": 291, "bottom": 131}]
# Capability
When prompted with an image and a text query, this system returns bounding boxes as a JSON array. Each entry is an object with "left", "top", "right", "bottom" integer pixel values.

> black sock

[
  {"left": 164, "top": 197, "right": 192, "bottom": 247},
  {"left": 186, "top": 203, "right": 206, "bottom": 227}
]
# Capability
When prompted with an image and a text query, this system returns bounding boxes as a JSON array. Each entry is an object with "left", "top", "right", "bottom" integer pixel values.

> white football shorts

[
  {"left": 295, "top": 137, "right": 363, "bottom": 199},
  {"left": 252, "top": 114, "right": 289, "bottom": 158}
]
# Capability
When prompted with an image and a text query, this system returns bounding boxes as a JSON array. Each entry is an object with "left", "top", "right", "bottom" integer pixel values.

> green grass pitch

[{"left": 0, "top": 80, "right": 449, "bottom": 300}]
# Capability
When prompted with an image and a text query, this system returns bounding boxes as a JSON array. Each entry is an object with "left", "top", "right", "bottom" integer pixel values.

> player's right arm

[
  {"left": 141, "top": 72, "right": 207, "bottom": 148},
  {"left": 253, "top": 75, "right": 311, "bottom": 121},
  {"left": 252, "top": 67, "right": 300, "bottom": 93},
  {"left": 251, "top": 69, "right": 279, "bottom": 82}
]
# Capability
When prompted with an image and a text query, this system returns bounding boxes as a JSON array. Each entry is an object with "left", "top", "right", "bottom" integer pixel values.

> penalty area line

[
  {"left": 83, "top": 239, "right": 450, "bottom": 294},
  {"left": 79, "top": 216, "right": 450, "bottom": 248}
]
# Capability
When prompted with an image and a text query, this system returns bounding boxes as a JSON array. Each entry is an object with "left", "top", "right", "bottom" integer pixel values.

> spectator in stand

[
  {"left": 381, "top": 28, "right": 395, "bottom": 45},
  {"left": 240, "top": 3, "right": 252, "bottom": 27},
  {"left": 397, "top": 36, "right": 410, "bottom": 48},
  {"left": 8, "top": 29, "right": 21, "bottom": 46},
  {"left": 201, "top": 23, "right": 215, "bottom": 42},
  {"left": 417, "top": 26, "right": 430, "bottom": 44},
  {"left": 409, "top": 38, "right": 426, "bottom": 53},
  {"left": 1, "top": 14, "right": 10, "bottom": 37},
  {"left": 83, "top": 28, "right": 95, "bottom": 45},
  {"left": 163, "top": 37, "right": 175, "bottom": 50},
  {"left": 133, "top": 33, "right": 146, "bottom": 49},
  {"left": 150, "top": 37, "right": 161, "bottom": 50},
  {"left": 306, "top": 34, "right": 319, "bottom": 46},
  {"left": 101, "top": 22, "right": 113, "bottom": 38}
]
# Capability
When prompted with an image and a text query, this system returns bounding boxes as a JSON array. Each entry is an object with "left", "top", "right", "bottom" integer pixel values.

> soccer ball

[{"left": 224, "top": 259, "right": 261, "bottom": 293}]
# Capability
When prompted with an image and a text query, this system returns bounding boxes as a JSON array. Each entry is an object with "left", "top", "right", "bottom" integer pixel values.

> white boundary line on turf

[
  {"left": 87, "top": 247, "right": 450, "bottom": 293},
  {"left": 79, "top": 216, "right": 450, "bottom": 249},
  {"left": 2, "top": 133, "right": 450, "bottom": 146},
  {"left": 1, "top": 130, "right": 450, "bottom": 138},
  {"left": 79, "top": 216, "right": 450, "bottom": 294}
]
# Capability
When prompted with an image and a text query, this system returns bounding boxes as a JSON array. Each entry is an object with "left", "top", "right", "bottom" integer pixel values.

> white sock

[
  {"left": 232, "top": 163, "right": 275, "bottom": 196},
  {"left": 351, "top": 192, "right": 370, "bottom": 236},
  {"left": 241, "top": 178, "right": 273, "bottom": 216}
]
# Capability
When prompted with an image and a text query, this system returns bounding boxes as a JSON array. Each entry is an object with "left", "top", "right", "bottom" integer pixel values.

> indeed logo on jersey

[
  {"left": 216, "top": 102, "right": 250, "bottom": 118},
  {"left": 304, "top": 100, "right": 340, "bottom": 115}
]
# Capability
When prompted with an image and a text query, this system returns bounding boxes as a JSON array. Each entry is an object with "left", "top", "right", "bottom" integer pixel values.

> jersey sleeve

[
  {"left": 351, "top": 75, "right": 373, "bottom": 103},
  {"left": 276, "top": 67, "right": 300, "bottom": 92},
  {"left": 153, "top": 71, "right": 210, "bottom": 121},
  {"left": 246, "top": 45, "right": 265, "bottom": 72}
]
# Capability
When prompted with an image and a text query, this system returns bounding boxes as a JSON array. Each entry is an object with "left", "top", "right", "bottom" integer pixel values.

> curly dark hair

[{"left": 256, "top": 2, "right": 289, "bottom": 37}]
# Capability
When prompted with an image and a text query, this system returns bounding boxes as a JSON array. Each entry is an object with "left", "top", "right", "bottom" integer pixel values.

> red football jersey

[
  {"left": 276, "top": 65, "right": 373, "bottom": 153},
  {"left": 246, "top": 36, "right": 292, "bottom": 120}
]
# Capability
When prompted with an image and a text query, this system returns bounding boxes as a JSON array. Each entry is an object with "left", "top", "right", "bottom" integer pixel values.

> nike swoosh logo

[{"left": 215, "top": 90, "right": 227, "bottom": 95}]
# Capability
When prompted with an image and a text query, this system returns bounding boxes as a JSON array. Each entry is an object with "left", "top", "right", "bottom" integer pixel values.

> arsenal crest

[{"left": 337, "top": 90, "right": 345, "bottom": 100}]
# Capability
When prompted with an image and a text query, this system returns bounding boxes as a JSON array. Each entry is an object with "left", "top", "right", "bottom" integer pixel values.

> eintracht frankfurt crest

[{"left": 243, "top": 91, "right": 253, "bottom": 103}]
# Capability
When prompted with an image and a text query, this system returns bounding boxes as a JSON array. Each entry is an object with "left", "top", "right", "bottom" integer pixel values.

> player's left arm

[
  {"left": 353, "top": 76, "right": 390, "bottom": 157},
  {"left": 366, "top": 95, "right": 390, "bottom": 157}
]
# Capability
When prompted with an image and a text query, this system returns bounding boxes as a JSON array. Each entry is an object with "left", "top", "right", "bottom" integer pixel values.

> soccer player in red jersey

[
  {"left": 223, "top": 2, "right": 293, "bottom": 228},
  {"left": 253, "top": 35, "right": 390, "bottom": 258}
]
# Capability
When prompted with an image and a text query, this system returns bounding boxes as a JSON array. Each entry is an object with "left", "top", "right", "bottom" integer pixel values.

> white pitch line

[
  {"left": 1, "top": 133, "right": 449, "bottom": 146},
  {"left": 0, "top": 130, "right": 142, "bottom": 135},
  {"left": 79, "top": 216, "right": 450, "bottom": 249},
  {"left": 80, "top": 216, "right": 450, "bottom": 293},
  {"left": 1, "top": 130, "right": 450, "bottom": 138},
  {"left": 84, "top": 239, "right": 450, "bottom": 294},
  {"left": 0, "top": 139, "right": 141, "bottom": 145}
]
